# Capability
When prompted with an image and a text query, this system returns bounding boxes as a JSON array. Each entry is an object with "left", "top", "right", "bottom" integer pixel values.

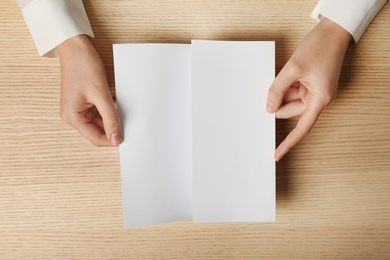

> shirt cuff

[
  {"left": 21, "top": 0, "right": 94, "bottom": 58},
  {"left": 311, "top": 0, "right": 386, "bottom": 43}
]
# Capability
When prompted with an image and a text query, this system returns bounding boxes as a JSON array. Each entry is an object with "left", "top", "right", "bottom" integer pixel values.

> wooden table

[{"left": 1, "top": 1, "right": 389, "bottom": 259}]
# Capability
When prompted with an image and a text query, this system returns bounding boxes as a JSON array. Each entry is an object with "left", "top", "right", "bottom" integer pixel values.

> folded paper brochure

[{"left": 114, "top": 40, "right": 275, "bottom": 228}]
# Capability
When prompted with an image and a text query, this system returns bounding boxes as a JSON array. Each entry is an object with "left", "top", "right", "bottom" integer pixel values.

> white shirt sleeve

[
  {"left": 17, "top": 0, "right": 94, "bottom": 58},
  {"left": 311, "top": 0, "right": 386, "bottom": 43}
]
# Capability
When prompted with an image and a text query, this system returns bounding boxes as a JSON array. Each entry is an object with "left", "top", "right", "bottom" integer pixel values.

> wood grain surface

[{"left": 1, "top": 0, "right": 389, "bottom": 259}]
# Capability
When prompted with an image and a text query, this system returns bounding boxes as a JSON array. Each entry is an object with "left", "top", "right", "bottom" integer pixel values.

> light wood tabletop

[{"left": 1, "top": 1, "right": 389, "bottom": 259}]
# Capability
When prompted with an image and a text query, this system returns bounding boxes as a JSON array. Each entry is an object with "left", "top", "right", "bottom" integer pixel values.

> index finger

[
  {"left": 274, "top": 99, "right": 325, "bottom": 161},
  {"left": 75, "top": 120, "right": 113, "bottom": 147}
]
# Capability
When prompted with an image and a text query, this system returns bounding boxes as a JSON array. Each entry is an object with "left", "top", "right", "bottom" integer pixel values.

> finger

[
  {"left": 67, "top": 109, "right": 113, "bottom": 147},
  {"left": 92, "top": 116, "right": 105, "bottom": 132},
  {"left": 74, "top": 120, "right": 113, "bottom": 147},
  {"left": 274, "top": 100, "right": 324, "bottom": 161},
  {"left": 266, "top": 62, "right": 301, "bottom": 113},
  {"left": 276, "top": 100, "right": 306, "bottom": 119},
  {"left": 283, "top": 87, "right": 300, "bottom": 103},
  {"left": 93, "top": 91, "right": 123, "bottom": 146}
]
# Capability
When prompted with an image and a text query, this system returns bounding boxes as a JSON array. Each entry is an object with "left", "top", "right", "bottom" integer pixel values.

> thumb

[
  {"left": 95, "top": 93, "right": 123, "bottom": 146},
  {"left": 266, "top": 62, "right": 300, "bottom": 113}
]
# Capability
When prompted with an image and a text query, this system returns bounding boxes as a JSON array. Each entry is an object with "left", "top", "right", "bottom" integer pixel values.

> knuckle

[
  {"left": 268, "top": 87, "right": 283, "bottom": 99},
  {"left": 287, "top": 59, "right": 304, "bottom": 76}
]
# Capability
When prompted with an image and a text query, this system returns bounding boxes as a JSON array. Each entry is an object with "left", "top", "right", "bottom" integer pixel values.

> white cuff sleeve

[
  {"left": 311, "top": 0, "right": 386, "bottom": 43},
  {"left": 20, "top": 0, "right": 94, "bottom": 58}
]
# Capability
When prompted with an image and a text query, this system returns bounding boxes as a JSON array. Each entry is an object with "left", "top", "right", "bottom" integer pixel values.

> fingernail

[
  {"left": 266, "top": 101, "right": 274, "bottom": 112},
  {"left": 111, "top": 133, "right": 123, "bottom": 145}
]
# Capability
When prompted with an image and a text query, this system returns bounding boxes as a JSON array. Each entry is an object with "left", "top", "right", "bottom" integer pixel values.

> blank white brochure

[{"left": 114, "top": 40, "right": 275, "bottom": 228}]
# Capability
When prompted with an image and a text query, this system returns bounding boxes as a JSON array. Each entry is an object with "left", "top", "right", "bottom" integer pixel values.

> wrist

[
  {"left": 56, "top": 34, "right": 92, "bottom": 59},
  {"left": 319, "top": 18, "right": 352, "bottom": 47}
]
